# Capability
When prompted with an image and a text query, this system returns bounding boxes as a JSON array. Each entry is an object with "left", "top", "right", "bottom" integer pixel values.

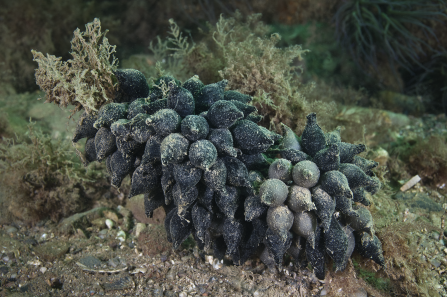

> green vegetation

[
  {"left": 270, "top": 22, "right": 379, "bottom": 94},
  {"left": 408, "top": 52, "right": 447, "bottom": 113},
  {"left": 352, "top": 258, "right": 391, "bottom": 292},
  {"left": 335, "top": 0, "right": 446, "bottom": 77},
  {"left": 147, "top": 13, "right": 340, "bottom": 133},
  {"left": 0, "top": 121, "right": 104, "bottom": 222},
  {"left": 181, "top": 235, "right": 196, "bottom": 250},
  {"left": 387, "top": 133, "right": 447, "bottom": 186},
  {"left": 32, "top": 18, "right": 118, "bottom": 115}
]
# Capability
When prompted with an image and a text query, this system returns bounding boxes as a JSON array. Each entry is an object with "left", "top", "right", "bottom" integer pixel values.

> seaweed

[
  {"left": 0, "top": 121, "right": 104, "bottom": 223},
  {"left": 390, "top": 134, "right": 447, "bottom": 186},
  {"left": 148, "top": 13, "right": 337, "bottom": 132},
  {"left": 377, "top": 221, "right": 441, "bottom": 296},
  {"left": 405, "top": 51, "right": 447, "bottom": 114},
  {"left": 32, "top": 18, "right": 118, "bottom": 115},
  {"left": 335, "top": 0, "right": 447, "bottom": 79},
  {"left": 148, "top": 19, "right": 194, "bottom": 82},
  {"left": 0, "top": 111, "right": 11, "bottom": 138},
  {"left": 352, "top": 258, "right": 391, "bottom": 292}
]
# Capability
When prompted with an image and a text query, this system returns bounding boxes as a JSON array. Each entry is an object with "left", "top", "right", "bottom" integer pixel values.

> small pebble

[
  {"left": 205, "top": 255, "right": 213, "bottom": 265},
  {"left": 130, "top": 267, "right": 147, "bottom": 274},
  {"left": 213, "top": 258, "right": 223, "bottom": 270},
  {"left": 431, "top": 258, "right": 441, "bottom": 268},
  {"left": 430, "top": 232, "right": 440, "bottom": 240},
  {"left": 352, "top": 288, "right": 367, "bottom": 297},
  {"left": 24, "top": 238, "right": 38, "bottom": 246},
  {"left": 27, "top": 260, "right": 42, "bottom": 266},
  {"left": 105, "top": 219, "right": 114, "bottom": 229},
  {"left": 135, "top": 223, "right": 146, "bottom": 238},
  {"left": 99, "top": 229, "right": 108, "bottom": 235},
  {"left": 40, "top": 267, "right": 47, "bottom": 274},
  {"left": 108, "top": 257, "right": 120, "bottom": 268},
  {"left": 6, "top": 226, "right": 18, "bottom": 234},
  {"left": 116, "top": 230, "right": 127, "bottom": 242}
]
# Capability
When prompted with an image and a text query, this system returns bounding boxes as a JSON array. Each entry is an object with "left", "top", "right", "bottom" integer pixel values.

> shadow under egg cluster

[{"left": 72, "top": 69, "right": 385, "bottom": 280}]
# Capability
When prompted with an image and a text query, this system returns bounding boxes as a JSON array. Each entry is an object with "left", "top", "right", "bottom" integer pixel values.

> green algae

[
  {"left": 32, "top": 18, "right": 118, "bottom": 115},
  {"left": 0, "top": 121, "right": 105, "bottom": 223},
  {"left": 352, "top": 258, "right": 391, "bottom": 292}
]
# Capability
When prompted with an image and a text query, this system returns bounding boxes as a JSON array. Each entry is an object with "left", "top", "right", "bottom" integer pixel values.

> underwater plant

[
  {"left": 31, "top": 18, "right": 118, "bottom": 115},
  {"left": 389, "top": 133, "right": 447, "bottom": 186},
  {"left": 148, "top": 13, "right": 321, "bottom": 132},
  {"left": 405, "top": 51, "right": 447, "bottom": 113},
  {"left": 0, "top": 122, "right": 104, "bottom": 223},
  {"left": 335, "top": 0, "right": 447, "bottom": 76}
]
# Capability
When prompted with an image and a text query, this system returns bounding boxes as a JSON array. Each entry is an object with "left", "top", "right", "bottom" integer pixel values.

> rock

[
  {"left": 91, "top": 217, "right": 107, "bottom": 229},
  {"left": 5, "top": 226, "right": 18, "bottom": 234},
  {"left": 105, "top": 219, "right": 114, "bottom": 229},
  {"left": 34, "top": 241, "right": 70, "bottom": 261},
  {"left": 58, "top": 207, "right": 108, "bottom": 235},
  {"left": 103, "top": 210, "right": 120, "bottom": 224}
]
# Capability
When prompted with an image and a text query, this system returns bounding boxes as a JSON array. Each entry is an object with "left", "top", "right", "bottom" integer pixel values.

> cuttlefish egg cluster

[
  {"left": 72, "top": 70, "right": 384, "bottom": 280},
  {"left": 260, "top": 113, "right": 384, "bottom": 279}
]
